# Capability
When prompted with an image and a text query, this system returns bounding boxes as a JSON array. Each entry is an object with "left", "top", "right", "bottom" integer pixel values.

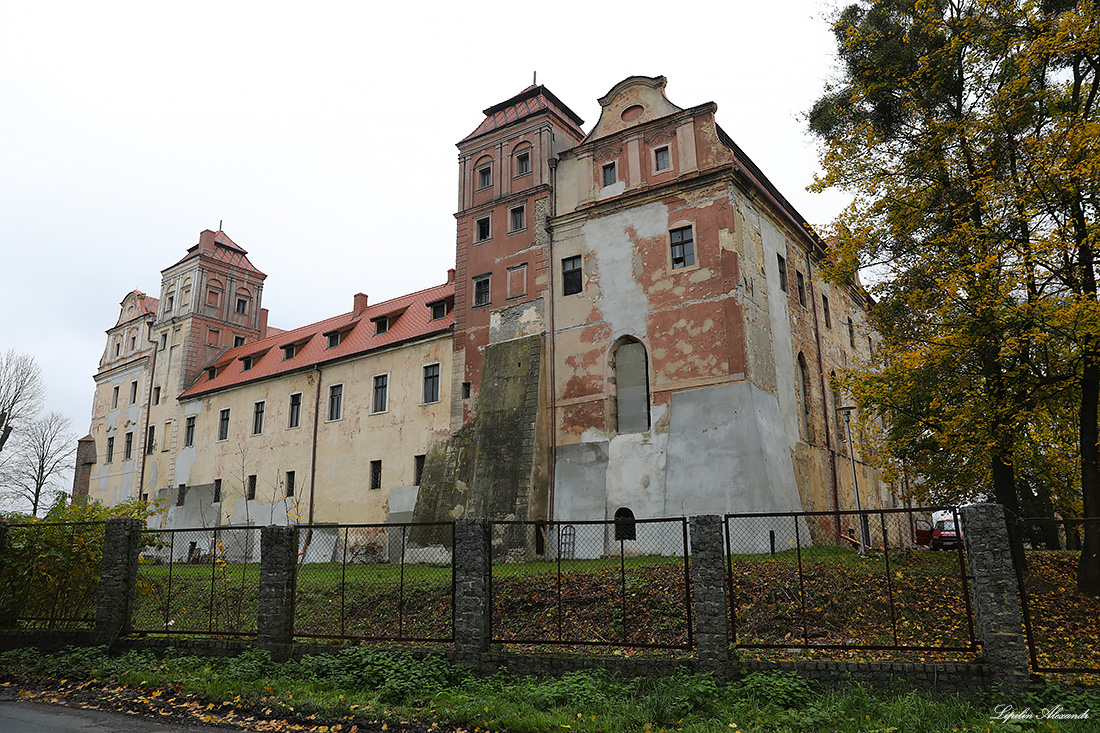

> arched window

[
  {"left": 798, "top": 352, "right": 812, "bottom": 441},
  {"left": 614, "top": 339, "right": 650, "bottom": 433},
  {"left": 614, "top": 507, "right": 636, "bottom": 541}
]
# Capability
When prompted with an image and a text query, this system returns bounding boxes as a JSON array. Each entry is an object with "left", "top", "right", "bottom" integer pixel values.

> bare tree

[
  {"left": 0, "top": 412, "right": 76, "bottom": 515},
  {"left": 0, "top": 350, "right": 45, "bottom": 454}
]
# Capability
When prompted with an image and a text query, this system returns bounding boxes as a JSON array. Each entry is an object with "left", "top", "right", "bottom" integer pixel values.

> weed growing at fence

[{"left": 3, "top": 647, "right": 1098, "bottom": 732}]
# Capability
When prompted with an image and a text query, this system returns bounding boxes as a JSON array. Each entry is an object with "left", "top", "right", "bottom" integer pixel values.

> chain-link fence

[
  {"left": 725, "top": 508, "right": 975, "bottom": 655},
  {"left": 293, "top": 523, "right": 453, "bottom": 642},
  {"left": 0, "top": 521, "right": 106, "bottom": 630},
  {"left": 489, "top": 518, "right": 692, "bottom": 649},
  {"left": 131, "top": 525, "right": 261, "bottom": 636},
  {"left": 1011, "top": 516, "right": 1100, "bottom": 674}
]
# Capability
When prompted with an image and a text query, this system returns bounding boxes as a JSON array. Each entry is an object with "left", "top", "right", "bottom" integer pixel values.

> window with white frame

[
  {"left": 252, "top": 401, "right": 265, "bottom": 435},
  {"left": 218, "top": 409, "right": 230, "bottom": 441},
  {"left": 670, "top": 226, "right": 695, "bottom": 269},
  {"left": 288, "top": 393, "right": 302, "bottom": 429},
  {"left": 372, "top": 374, "right": 388, "bottom": 413},
  {"left": 473, "top": 274, "right": 491, "bottom": 307},
  {"left": 328, "top": 384, "right": 344, "bottom": 421},
  {"left": 654, "top": 146, "right": 671, "bottom": 171},
  {"left": 510, "top": 205, "right": 525, "bottom": 232}
]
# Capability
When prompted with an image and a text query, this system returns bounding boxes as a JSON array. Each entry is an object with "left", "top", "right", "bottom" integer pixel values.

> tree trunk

[{"left": 1077, "top": 235, "right": 1100, "bottom": 595}]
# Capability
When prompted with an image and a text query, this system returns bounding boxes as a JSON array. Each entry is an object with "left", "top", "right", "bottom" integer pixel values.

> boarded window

[{"left": 614, "top": 341, "right": 650, "bottom": 433}]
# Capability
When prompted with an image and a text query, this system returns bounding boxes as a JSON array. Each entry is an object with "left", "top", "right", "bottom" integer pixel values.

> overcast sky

[{"left": 0, "top": 0, "right": 850, "bottom": 450}]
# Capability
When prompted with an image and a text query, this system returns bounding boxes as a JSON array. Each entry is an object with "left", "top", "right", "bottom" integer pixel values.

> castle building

[{"left": 76, "top": 76, "right": 895, "bottom": 538}]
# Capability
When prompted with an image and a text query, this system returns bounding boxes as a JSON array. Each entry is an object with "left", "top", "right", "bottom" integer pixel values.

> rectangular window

[
  {"left": 370, "top": 460, "right": 382, "bottom": 490},
  {"left": 130, "top": 380, "right": 138, "bottom": 405},
  {"left": 510, "top": 206, "right": 525, "bottom": 232},
  {"left": 414, "top": 454, "right": 426, "bottom": 486},
  {"left": 213, "top": 478, "right": 222, "bottom": 504},
  {"left": 777, "top": 253, "right": 788, "bottom": 292},
  {"left": 374, "top": 317, "right": 388, "bottom": 335},
  {"left": 462, "top": 381, "right": 471, "bottom": 399},
  {"left": 327, "top": 331, "right": 341, "bottom": 349},
  {"left": 176, "top": 484, "right": 186, "bottom": 507},
  {"left": 670, "top": 226, "right": 695, "bottom": 269},
  {"left": 372, "top": 375, "right": 388, "bottom": 413},
  {"left": 562, "top": 255, "right": 582, "bottom": 296},
  {"left": 507, "top": 263, "right": 527, "bottom": 299},
  {"left": 477, "top": 165, "right": 491, "bottom": 189},
  {"left": 146, "top": 425, "right": 155, "bottom": 454},
  {"left": 207, "top": 289, "right": 220, "bottom": 307},
  {"left": 822, "top": 295, "right": 832, "bottom": 328},
  {"left": 207, "top": 327, "right": 220, "bottom": 346},
  {"left": 328, "top": 384, "right": 344, "bottom": 421},
  {"left": 153, "top": 386, "right": 160, "bottom": 405},
  {"left": 247, "top": 474, "right": 257, "bottom": 501},
  {"left": 241, "top": 356, "right": 253, "bottom": 371},
  {"left": 430, "top": 301, "right": 447, "bottom": 320},
  {"left": 796, "top": 270, "right": 807, "bottom": 307},
  {"left": 218, "top": 408, "right": 230, "bottom": 441},
  {"left": 252, "top": 401, "right": 265, "bottom": 435},
  {"left": 111, "top": 386, "right": 119, "bottom": 409},
  {"left": 423, "top": 363, "right": 440, "bottom": 404},
  {"left": 236, "top": 297, "right": 247, "bottom": 315},
  {"left": 106, "top": 436, "right": 114, "bottom": 463},
  {"left": 476, "top": 216, "right": 491, "bottom": 242},
  {"left": 130, "top": 335, "right": 137, "bottom": 350},
  {"left": 473, "top": 274, "right": 491, "bottom": 308},
  {"left": 515, "top": 152, "right": 530, "bottom": 176},
  {"left": 166, "top": 295, "right": 174, "bottom": 312},
  {"left": 282, "top": 344, "right": 296, "bottom": 360},
  {"left": 160, "top": 332, "right": 168, "bottom": 349},
  {"left": 654, "top": 146, "right": 671, "bottom": 171},
  {"left": 288, "top": 393, "right": 302, "bottom": 429},
  {"left": 602, "top": 162, "right": 616, "bottom": 187},
  {"left": 124, "top": 431, "right": 133, "bottom": 460},
  {"left": 185, "top": 416, "right": 195, "bottom": 447},
  {"left": 234, "top": 335, "right": 246, "bottom": 347},
  {"left": 286, "top": 470, "right": 295, "bottom": 498}
]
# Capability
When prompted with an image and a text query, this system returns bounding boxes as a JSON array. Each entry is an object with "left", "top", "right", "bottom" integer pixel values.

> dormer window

[
  {"left": 241, "top": 356, "right": 253, "bottom": 371},
  {"left": 429, "top": 301, "right": 447, "bottom": 321},
  {"left": 374, "top": 317, "right": 388, "bottom": 335},
  {"left": 602, "top": 162, "right": 616, "bottom": 187},
  {"left": 207, "top": 366, "right": 218, "bottom": 380},
  {"left": 283, "top": 344, "right": 296, "bottom": 360},
  {"left": 328, "top": 331, "right": 342, "bottom": 349}
]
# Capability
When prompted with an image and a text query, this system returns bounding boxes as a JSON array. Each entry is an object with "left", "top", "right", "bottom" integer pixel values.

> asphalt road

[{"left": 0, "top": 699, "right": 241, "bottom": 731}]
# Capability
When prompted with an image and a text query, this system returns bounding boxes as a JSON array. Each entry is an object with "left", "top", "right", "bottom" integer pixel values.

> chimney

[
  {"left": 353, "top": 293, "right": 369, "bottom": 317},
  {"left": 259, "top": 308, "right": 269, "bottom": 337},
  {"left": 447, "top": 268, "right": 456, "bottom": 283},
  {"left": 197, "top": 229, "right": 217, "bottom": 253}
]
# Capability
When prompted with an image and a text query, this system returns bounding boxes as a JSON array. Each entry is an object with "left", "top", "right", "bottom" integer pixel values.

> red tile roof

[
  {"left": 180, "top": 282, "right": 455, "bottom": 399},
  {"left": 131, "top": 291, "right": 159, "bottom": 316},
  {"left": 169, "top": 231, "right": 266, "bottom": 276},
  {"left": 461, "top": 85, "right": 585, "bottom": 143}
]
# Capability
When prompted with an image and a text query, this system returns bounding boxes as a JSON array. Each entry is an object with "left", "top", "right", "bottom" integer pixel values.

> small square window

[
  {"left": 796, "top": 271, "right": 807, "bottom": 307},
  {"left": 670, "top": 226, "right": 695, "bottom": 269},
  {"left": 510, "top": 206, "right": 525, "bottom": 232},
  {"left": 516, "top": 152, "right": 530, "bottom": 176},
  {"left": 473, "top": 274, "right": 491, "bottom": 308},
  {"left": 602, "top": 162, "right": 616, "bottom": 187},
  {"left": 562, "top": 256, "right": 582, "bottom": 296},
  {"left": 372, "top": 374, "right": 388, "bottom": 413},
  {"left": 477, "top": 165, "right": 491, "bottom": 189},
  {"left": 329, "top": 384, "right": 344, "bottom": 421},
  {"left": 777, "top": 254, "right": 788, "bottom": 292},
  {"left": 375, "top": 317, "right": 388, "bottom": 335},
  {"left": 430, "top": 301, "right": 447, "bottom": 320},
  {"left": 654, "top": 146, "right": 671, "bottom": 171},
  {"left": 283, "top": 344, "right": 296, "bottom": 360},
  {"left": 247, "top": 474, "right": 257, "bottom": 501},
  {"left": 370, "top": 460, "right": 382, "bottom": 490},
  {"left": 476, "top": 217, "right": 491, "bottom": 243}
]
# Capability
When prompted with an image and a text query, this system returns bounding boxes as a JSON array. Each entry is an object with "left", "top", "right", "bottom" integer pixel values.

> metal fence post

[
  {"left": 95, "top": 517, "right": 142, "bottom": 646},
  {"left": 453, "top": 518, "right": 490, "bottom": 668},
  {"left": 961, "top": 504, "right": 1030, "bottom": 689},
  {"left": 689, "top": 515, "right": 730, "bottom": 679},
  {"left": 257, "top": 525, "right": 297, "bottom": 653}
]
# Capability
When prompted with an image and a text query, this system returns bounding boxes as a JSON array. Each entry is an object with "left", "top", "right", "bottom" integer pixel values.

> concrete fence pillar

[
  {"left": 95, "top": 517, "right": 143, "bottom": 645},
  {"left": 689, "top": 515, "right": 731, "bottom": 678},
  {"left": 961, "top": 504, "right": 1030, "bottom": 689},
  {"left": 453, "top": 518, "right": 490, "bottom": 666},
  {"left": 257, "top": 525, "right": 297, "bottom": 648}
]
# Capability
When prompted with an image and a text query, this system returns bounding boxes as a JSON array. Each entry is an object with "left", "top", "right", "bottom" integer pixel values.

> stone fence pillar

[
  {"left": 961, "top": 503, "right": 1030, "bottom": 689},
  {"left": 689, "top": 515, "right": 730, "bottom": 678},
  {"left": 257, "top": 525, "right": 297, "bottom": 649},
  {"left": 453, "top": 518, "right": 490, "bottom": 667},
  {"left": 95, "top": 517, "right": 143, "bottom": 645}
]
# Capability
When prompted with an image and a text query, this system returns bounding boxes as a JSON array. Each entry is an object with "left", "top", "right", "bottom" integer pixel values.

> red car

[{"left": 930, "top": 519, "right": 962, "bottom": 551}]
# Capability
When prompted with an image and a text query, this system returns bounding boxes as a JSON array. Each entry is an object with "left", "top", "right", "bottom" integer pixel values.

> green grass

[{"left": 2, "top": 645, "right": 1098, "bottom": 732}]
